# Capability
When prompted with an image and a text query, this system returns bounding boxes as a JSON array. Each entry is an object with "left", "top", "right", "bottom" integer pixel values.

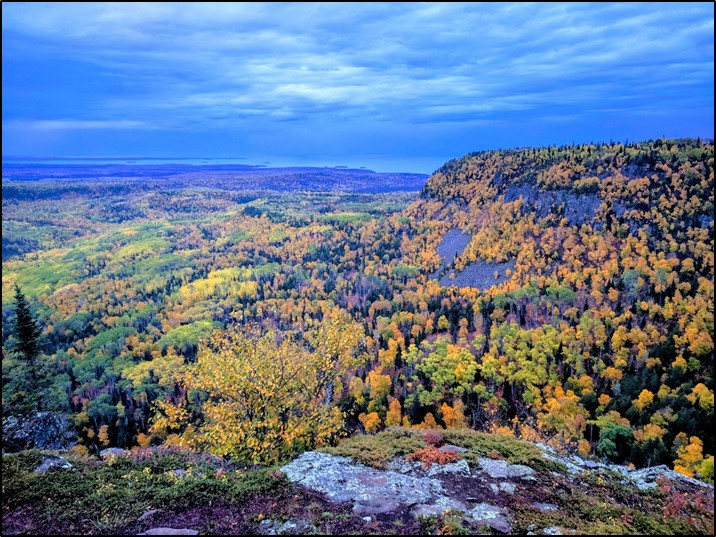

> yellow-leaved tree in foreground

[{"left": 151, "top": 309, "right": 365, "bottom": 463}]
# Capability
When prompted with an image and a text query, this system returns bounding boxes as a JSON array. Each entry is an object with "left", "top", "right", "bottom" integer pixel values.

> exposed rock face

[
  {"left": 411, "top": 496, "right": 467, "bottom": 518},
  {"left": 503, "top": 184, "right": 602, "bottom": 227},
  {"left": 469, "top": 502, "right": 512, "bottom": 533},
  {"left": 281, "top": 446, "right": 712, "bottom": 535},
  {"left": 624, "top": 465, "right": 713, "bottom": 491},
  {"left": 281, "top": 452, "right": 447, "bottom": 515},
  {"left": 281, "top": 451, "right": 526, "bottom": 532},
  {"left": 3, "top": 412, "right": 76, "bottom": 452},
  {"left": 430, "top": 228, "right": 518, "bottom": 290},
  {"left": 476, "top": 457, "right": 535, "bottom": 479},
  {"left": 427, "top": 459, "right": 471, "bottom": 478},
  {"left": 99, "top": 447, "right": 129, "bottom": 459},
  {"left": 34, "top": 455, "right": 72, "bottom": 474},
  {"left": 257, "top": 518, "right": 318, "bottom": 535},
  {"left": 490, "top": 482, "right": 516, "bottom": 494},
  {"left": 434, "top": 229, "right": 472, "bottom": 274},
  {"left": 536, "top": 443, "right": 714, "bottom": 491},
  {"left": 437, "top": 259, "right": 516, "bottom": 290}
]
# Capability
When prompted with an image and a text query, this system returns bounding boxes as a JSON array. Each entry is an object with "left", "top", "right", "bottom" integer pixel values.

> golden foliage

[
  {"left": 359, "top": 411, "right": 382, "bottom": 433},
  {"left": 674, "top": 436, "right": 706, "bottom": 478},
  {"left": 137, "top": 433, "right": 152, "bottom": 448},
  {"left": 413, "top": 412, "right": 441, "bottom": 430},
  {"left": 633, "top": 389, "right": 655, "bottom": 411},
  {"left": 151, "top": 309, "right": 365, "bottom": 463},
  {"left": 385, "top": 399, "right": 402, "bottom": 427},
  {"left": 440, "top": 399, "right": 467, "bottom": 429}
]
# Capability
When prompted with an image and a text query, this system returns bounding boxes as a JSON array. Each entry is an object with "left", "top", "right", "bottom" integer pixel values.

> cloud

[
  {"left": 5, "top": 119, "right": 148, "bottom": 131},
  {"left": 2, "top": 2, "right": 713, "bottom": 164}
]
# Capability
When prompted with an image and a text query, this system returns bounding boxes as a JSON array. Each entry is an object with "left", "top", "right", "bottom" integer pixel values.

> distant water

[
  {"left": 2, "top": 157, "right": 249, "bottom": 166},
  {"left": 2, "top": 155, "right": 440, "bottom": 174}
]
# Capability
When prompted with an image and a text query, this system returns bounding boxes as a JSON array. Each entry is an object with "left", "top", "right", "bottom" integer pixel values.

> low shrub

[{"left": 406, "top": 446, "right": 461, "bottom": 468}]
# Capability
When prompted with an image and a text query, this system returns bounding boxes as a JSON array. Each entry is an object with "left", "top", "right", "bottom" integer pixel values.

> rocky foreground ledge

[
  {"left": 279, "top": 443, "right": 713, "bottom": 535},
  {"left": 3, "top": 429, "right": 713, "bottom": 535}
]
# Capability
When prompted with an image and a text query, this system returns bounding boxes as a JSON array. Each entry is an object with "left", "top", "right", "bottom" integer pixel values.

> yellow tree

[
  {"left": 152, "top": 310, "right": 364, "bottom": 463},
  {"left": 440, "top": 399, "right": 467, "bottom": 428},
  {"left": 385, "top": 399, "right": 403, "bottom": 427},
  {"left": 674, "top": 435, "right": 709, "bottom": 478},
  {"left": 358, "top": 411, "right": 382, "bottom": 433}
]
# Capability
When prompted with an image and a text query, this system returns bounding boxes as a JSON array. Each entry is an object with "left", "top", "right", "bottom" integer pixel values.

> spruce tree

[{"left": 13, "top": 285, "right": 43, "bottom": 403}]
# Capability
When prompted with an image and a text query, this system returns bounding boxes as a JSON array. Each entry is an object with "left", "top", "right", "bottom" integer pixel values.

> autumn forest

[{"left": 2, "top": 139, "right": 714, "bottom": 481}]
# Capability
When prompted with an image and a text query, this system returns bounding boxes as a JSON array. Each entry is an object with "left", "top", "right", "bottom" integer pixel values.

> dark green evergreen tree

[{"left": 13, "top": 285, "right": 43, "bottom": 408}]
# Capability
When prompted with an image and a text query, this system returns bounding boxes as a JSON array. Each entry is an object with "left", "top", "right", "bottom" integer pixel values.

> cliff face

[
  {"left": 418, "top": 139, "right": 713, "bottom": 242},
  {"left": 403, "top": 140, "right": 714, "bottom": 478}
]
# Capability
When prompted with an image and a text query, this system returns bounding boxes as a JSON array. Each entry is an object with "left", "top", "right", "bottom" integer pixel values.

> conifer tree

[{"left": 13, "top": 285, "right": 43, "bottom": 407}]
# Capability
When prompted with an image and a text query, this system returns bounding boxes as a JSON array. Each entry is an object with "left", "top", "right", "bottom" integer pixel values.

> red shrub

[
  {"left": 422, "top": 429, "right": 445, "bottom": 447},
  {"left": 406, "top": 446, "right": 461, "bottom": 468}
]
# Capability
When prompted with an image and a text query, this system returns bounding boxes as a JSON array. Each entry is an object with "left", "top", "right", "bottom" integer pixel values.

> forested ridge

[{"left": 2, "top": 139, "right": 713, "bottom": 481}]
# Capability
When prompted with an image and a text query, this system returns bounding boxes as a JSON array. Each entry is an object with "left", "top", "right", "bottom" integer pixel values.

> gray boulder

[
  {"left": 412, "top": 496, "right": 467, "bottom": 518},
  {"left": 281, "top": 452, "right": 449, "bottom": 516},
  {"left": 476, "top": 457, "right": 536, "bottom": 479},
  {"left": 258, "top": 519, "right": 317, "bottom": 535},
  {"left": 490, "top": 482, "right": 516, "bottom": 494},
  {"left": 100, "top": 447, "right": 129, "bottom": 459},
  {"left": 438, "top": 444, "right": 469, "bottom": 453},
  {"left": 34, "top": 455, "right": 72, "bottom": 474},
  {"left": 427, "top": 459, "right": 471, "bottom": 478},
  {"left": 621, "top": 464, "right": 714, "bottom": 491},
  {"left": 3, "top": 412, "right": 76, "bottom": 452},
  {"left": 535, "top": 443, "right": 714, "bottom": 491},
  {"left": 468, "top": 502, "right": 512, "bottom": 533}
]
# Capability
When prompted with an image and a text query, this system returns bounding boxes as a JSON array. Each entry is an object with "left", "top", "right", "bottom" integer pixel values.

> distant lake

[
  {"left": 2, "top": 155, "right": 440, "bottom": 174},
  {"left": 2, "top": 157, "right": 250, "bottom": 166}
]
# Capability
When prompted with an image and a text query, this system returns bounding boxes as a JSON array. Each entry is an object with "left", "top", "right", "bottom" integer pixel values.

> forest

[{"left": 2, "top": 139, "right": 713, "bottom": 482}]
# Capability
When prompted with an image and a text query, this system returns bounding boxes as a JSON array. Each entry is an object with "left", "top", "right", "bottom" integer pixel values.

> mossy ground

[
  {"left": 322, "top": 427, "right": 564, "bottom": 473},
  {"left": 2, "top": 447, "right": 384, "bottom": 535}
]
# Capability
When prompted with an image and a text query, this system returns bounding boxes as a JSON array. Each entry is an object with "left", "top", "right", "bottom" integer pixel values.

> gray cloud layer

[{"left": 2, "top": 2, "right": 713, "bottom": 168}]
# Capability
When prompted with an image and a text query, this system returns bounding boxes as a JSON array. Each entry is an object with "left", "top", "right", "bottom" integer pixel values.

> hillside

[
  {"left": 2, "top": 139, "right": 714, "bottom": 531},
  {"left": 402, "top": 139, "right": 714, "bottom": 475}
]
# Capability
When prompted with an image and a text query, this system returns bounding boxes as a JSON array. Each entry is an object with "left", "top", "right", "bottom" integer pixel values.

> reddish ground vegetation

[{"left": 406, "top": 446, "right": 462, "bottom": 468}]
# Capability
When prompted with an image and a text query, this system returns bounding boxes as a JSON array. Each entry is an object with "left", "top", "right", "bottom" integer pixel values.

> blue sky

[{"left": 2, "top": 2, "right": 713, "bottom": 172}]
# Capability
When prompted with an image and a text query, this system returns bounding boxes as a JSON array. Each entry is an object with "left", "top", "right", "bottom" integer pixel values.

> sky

[{"left": 2, "top": 2, "right": 714, "bottom": 172}]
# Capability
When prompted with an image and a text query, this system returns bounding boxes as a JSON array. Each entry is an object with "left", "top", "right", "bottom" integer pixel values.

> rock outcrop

[
  {"left": 281, "top": 452, "right": 447, "bottom": 516},
  {"left": 34, "top": 455, "right": 72, "bottom": 474},
  {"left": 99, "top": 447, "right": 129, "bottom": 459},
  {"left": 3, "top": 412, "right": 76, "bottom": 452},
  {"left": 281, "top": 451, "right": 556, "bottom": 533},
  {"left": 281, "top": 444, "right": 713, "bottom": 535},
  {"left": 536, "top": 442, "right": 715, "bottom": 491}
]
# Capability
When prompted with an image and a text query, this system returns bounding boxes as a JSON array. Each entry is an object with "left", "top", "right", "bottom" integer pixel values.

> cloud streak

[
  {"left": 6, "top": 119, "right": 148, "bottom": 131},
  {"left": 2, "top": 2, "right": 713, "bottom": 170}
]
